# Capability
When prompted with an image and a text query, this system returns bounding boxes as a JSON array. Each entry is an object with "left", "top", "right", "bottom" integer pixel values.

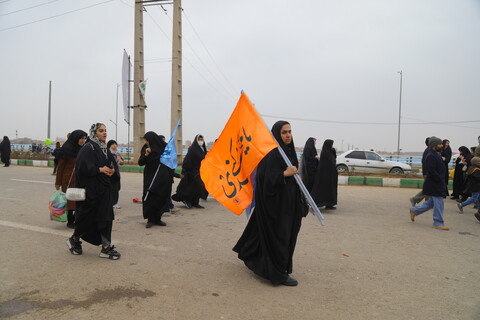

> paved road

[{"left": 1, "top": 166, "right": 479, "bottom": 320}]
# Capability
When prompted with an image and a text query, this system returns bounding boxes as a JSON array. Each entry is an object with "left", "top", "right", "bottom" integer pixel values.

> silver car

[{"left": 336, "top": 150, "right": 411, "bottom": 174}]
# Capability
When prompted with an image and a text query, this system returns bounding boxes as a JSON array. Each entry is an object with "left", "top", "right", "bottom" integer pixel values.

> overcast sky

[{"left": 1, "top": 0, "right": 479, "bottom": 153}]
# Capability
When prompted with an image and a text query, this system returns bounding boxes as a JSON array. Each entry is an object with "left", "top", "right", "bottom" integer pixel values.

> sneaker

[
  {"left": 146, "top": 221, "right": 154, "bottom": 228},
  {"left": 113, "top": 204, "right": 121, "bottom": 209},
  {"left": 170, "top": 207, "right": 179, "bottom": 213},
  {"left": 67, "top": 236, "right": 82, "bottom": 255},
  {"left": 182, "top": 201, "right": 192, "bottom": 209},
  {"left": 409, "top": 208, "right": 415, "bottom": 222},
  {"left": 409, "top": 197, "right": 416, "bottom": 207},
  {"left": 99, "top": 245, "right": 121, "bottom": 260},
  {"left": 457, "top": 203, "right": 463, "bottom": 214},
  {"left": 432, "top": 225, "right": 449, "bottom": 231}
]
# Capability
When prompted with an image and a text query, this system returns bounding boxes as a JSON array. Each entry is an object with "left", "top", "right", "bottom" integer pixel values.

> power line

[
  {"left": 0, "top": 0, "right": 115, "bottom": 32},
  {"left": 261, "top": 114, "right": 480, "bottom": 127},
  {"left": 0, "top": 0, "right": 61, "bottom": 17},
  {"left": 182, "top": 8, "right": 239, "bottom": 96},
  {"left": 155, "top": 6, "right": 237, "bottom": 99},
  {"left": 145, "top": 8, "right": 235, "bottom": 102}
]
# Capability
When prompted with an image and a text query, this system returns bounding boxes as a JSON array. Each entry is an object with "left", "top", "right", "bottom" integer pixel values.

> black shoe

[
  {"left": 192, "top": 204, "right": 204, "bottom": 209},
  {"left": 182, "top": 201, "right": 192, "bottom": 209},
  {"left": 146, "top": 221, "right": 154, "bottom": 228},
  {"left": 99, "top": 245, "right": 121, "bottom": 260},
  {"left": 66, "top": 223, "right": 75, "bottom": 229},
  {"left": 474, "top": 213, "right": 480, "bottom": 222},
  {"left": 280, "top": 276, "right": 298, "bottom": 286},
  {"left": 67, "top": 236, "right": 82, "bottom": 255},
  {"left": 325, "top": 206, "right": 336, "bottom": 210},
  {"left": 155, "top": 220, "right": 167, "bottom": 226}
]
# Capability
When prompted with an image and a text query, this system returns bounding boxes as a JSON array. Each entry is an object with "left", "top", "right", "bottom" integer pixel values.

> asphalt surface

[{"left": 0, "top": 166, "right": 479, "bottom": 320}]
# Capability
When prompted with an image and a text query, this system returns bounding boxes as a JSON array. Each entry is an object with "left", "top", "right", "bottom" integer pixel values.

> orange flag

[{"left": 200, "top": 92, "right": 278, "bottom": 215}]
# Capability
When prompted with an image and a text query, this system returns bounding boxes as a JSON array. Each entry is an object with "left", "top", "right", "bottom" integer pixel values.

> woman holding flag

[
  {"left": 139, "top": 131, "right": 172, "bottom": 228},
  {"left": 233, "top": 120, "right": 304, "bottom": 286}
]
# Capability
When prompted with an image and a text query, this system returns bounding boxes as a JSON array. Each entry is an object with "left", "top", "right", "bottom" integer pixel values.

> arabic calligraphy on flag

[{"left": 200, "top": 92, "right": 278, "bottom": 215}]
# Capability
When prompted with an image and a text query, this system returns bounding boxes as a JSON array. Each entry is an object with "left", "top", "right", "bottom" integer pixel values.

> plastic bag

[{"left": 49, "top": 190, "right": 67, "bottom": 222}]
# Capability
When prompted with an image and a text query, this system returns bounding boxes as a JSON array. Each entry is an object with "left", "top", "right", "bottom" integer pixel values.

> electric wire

[
  {"left": 156, "top": 6, "right": 237, "bottom": 99},
  {"left": 0, "top": 0, "right": 60, "bottom": 17},
  {"left": 182, "top": 8, "right": 239, "bottom": 96},
  {"left": 261, "top": 114, "right": 480, "bottom": 128},
  {"left": 145, "top": 8, "right": 235, "bottom": 102},
  {"left": 0, "top": 0, "right": 115, "bottom": 32}
]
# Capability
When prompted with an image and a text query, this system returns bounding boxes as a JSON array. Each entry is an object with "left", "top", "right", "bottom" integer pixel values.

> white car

[{"left": 336, "top": 150, "right": 411, "bottom": 174}]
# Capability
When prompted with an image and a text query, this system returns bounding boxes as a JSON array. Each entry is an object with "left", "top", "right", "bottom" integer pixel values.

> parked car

[{"left": 336, "top": 150, "right": 411, "bottom": 174}]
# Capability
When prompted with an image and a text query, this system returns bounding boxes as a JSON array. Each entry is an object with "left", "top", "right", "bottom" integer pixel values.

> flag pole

[{"left": 274, "top": 142, "right": 325, "bottom": 226}]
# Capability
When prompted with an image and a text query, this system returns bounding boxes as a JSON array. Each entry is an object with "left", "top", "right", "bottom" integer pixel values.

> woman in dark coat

[
  {"left": 67, "top": 123, "right": 121, "bottom": 260},
  {"left": 451, "top": 146, "right": 470, "bottom": 199},
  {"left": 299, "top": 137, "right": 319, "bottom": 192},
  {"left": 139, "top": 131, "right": 172, "bottom": 228},
  {"left": 311, "top": 139, "right": 338, "bottom": 210},
  {"left": 233, "top": 120, "right": 304, "bottom": 286},
  {"left": 441, "top": 139, "right": 452, "bottom": 196},
  {"left": 0, "top": 136, "right": 11, "bottom": 167},
  {"left": 172, "top": 134, "right": 208, "bottom": 209},
  {"left": 55, "top": 130, "right": 87, "bottom": 228}
]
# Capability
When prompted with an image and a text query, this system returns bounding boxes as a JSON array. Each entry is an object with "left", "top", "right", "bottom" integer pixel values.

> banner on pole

[{"left": 122, "top": 50, "right": 131, "bottom": 124}]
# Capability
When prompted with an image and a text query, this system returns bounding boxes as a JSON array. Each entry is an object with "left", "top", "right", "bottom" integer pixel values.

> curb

[{"left": 338, "top": 176, "right": 453, "bottom": 190}]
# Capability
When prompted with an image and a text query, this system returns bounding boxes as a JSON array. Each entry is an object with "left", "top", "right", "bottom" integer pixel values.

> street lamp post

[{"left": 397, "top": 71, "right": 403, "bottom": 156}]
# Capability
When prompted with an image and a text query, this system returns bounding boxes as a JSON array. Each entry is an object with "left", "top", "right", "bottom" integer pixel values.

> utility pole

[
  {"left": 171, "top": 0, "right": 183, "bottom": 165},
  {"left": 133, "top": 1, "right": 147, "bottom": 161},
  {"left": 47, "top": 80, "right": 52, "bottom": 139},
  {"left": 397, "top": 71, "right": 403, "bottom": 156}
]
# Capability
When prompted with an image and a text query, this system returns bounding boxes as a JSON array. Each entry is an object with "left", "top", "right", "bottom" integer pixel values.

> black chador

[
  {"left": 311, "top": 139, "right": 338, "bottom": 209},
  {"left": 233, "top": 121, "right": 304, "bottom": 285},
  {"left": 172, "top": 134, "right": 208, "bottom": 208},
  {"left": 299, "top": 137, "right": 318, "bottom": 192},
  {"left": 139, "top": 132, "right": 172, "bottom": 226},
  {"left": 74, "top": 140, "right": 119, "bottom": 246}
]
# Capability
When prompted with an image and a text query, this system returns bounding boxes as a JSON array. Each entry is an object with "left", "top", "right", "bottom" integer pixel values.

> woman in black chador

[
  {"left": 441, "top": 139, "right": 452, "bottom": 196},
  {"left": 233, "top": 120, "right": 305, "bottom": 287},
  {"left": 451, "top": 146, "right": 472, "bottom": 200},
  {"left": 55, "top": 130, "right": 87, "bottom": 228},
  {"left": 67, "top": 123, "right": 121, "bottom": 260},
  {"left": 311, "top": 139, "right": 338, "bottom": 210},
  {"left": 299, "top": 137, "right": 319, "bottom": 192},
  {"left": 139, "top": 131, "right": 172, "bottom": 228},
  {"left": 0, "top": 136, "right": 11, "bottom": 167},
  {"left": 172, "top": 134, "right": 208, "bottom": 209}
]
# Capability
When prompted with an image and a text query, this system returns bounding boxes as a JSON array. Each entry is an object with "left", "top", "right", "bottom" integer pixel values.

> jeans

[
  {"left": 460, "top": 192, "right": 479, "bottom": 208},
  {"left": 411, "top": 196, "right": 445, "bottom": 226}
]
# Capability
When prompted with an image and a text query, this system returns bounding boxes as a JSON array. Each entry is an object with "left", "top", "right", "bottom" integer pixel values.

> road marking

[
  {"left": 0, "top": 197, "right": 21, "bottom": 201},
  {"left": 0, "top": 220, "right": 70, "bottom": 237},
  {"left": 0, "top": 220, "right": 171, "bottom": 252},
  {"left": 10, "top": 179, "right": 53, "bottom": 184}
]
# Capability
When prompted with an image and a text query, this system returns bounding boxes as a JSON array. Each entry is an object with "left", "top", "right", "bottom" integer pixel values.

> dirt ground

[{"left": 0, "top": 166, "right": 479, "bottom": 320}]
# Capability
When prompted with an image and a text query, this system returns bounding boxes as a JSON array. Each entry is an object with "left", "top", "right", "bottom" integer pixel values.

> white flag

[{"left": 139, "top": 79, "right": 148, "bottom": 102}]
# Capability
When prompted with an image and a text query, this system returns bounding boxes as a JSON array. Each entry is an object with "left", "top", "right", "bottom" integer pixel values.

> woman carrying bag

[
  {"left": 55, "top": 130, "right": 87, "bottom": 228},
  {"left": 67, "top": 123, "right": 121, "bottom": 260}
]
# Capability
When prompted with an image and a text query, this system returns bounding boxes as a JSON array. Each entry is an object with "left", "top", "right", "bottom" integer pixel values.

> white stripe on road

[
  {"left": 10, "top": 179, "right": 53, "bottom": 184},
  {"left": 0, "top": 220, "right": 71, "bottom": 237},
  {"left": 0, "top": 220, "right": 171, "bottom": 252}
]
